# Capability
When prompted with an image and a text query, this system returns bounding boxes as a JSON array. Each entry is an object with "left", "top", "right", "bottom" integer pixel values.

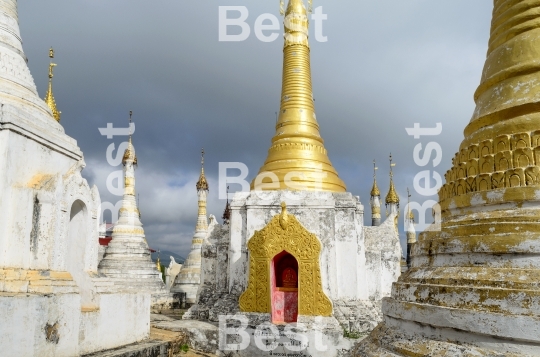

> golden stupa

[
  {"left": 357, "top": 0, "right": 540, "bottom": 355},
  {"left": 251, "top": 0, "right": 346, "bottom": 192}
]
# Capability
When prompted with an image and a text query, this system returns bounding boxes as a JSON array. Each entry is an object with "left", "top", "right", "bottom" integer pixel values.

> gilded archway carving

[{"left": 239, "top": 203, "right": 332, "bottom": 316}]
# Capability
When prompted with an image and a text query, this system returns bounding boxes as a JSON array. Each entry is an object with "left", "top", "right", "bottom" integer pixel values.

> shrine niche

[
  {"left": 271, "top": 251, "right": 298, "bottom": 323},
  {"left": 239, "top": 202, "right": 332, "bottom": 317}
]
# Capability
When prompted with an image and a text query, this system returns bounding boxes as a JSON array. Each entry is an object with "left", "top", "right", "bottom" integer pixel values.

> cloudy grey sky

[{"left": 18, "top": 0, "right": 493, "bottom": 258}]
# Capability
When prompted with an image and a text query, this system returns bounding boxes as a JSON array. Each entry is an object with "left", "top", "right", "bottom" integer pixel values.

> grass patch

[{"left": 343, "top": 328, "right": 363, "bottom": 339}]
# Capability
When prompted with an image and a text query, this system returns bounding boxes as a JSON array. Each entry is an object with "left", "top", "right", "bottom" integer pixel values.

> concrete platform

[
  {"left": 83, "top": 318, "right": 217, "bottom": 357},
  {"left": 151, "top": 314, "right": 219, "bottom": 354},
  {"left": 82, "top": 339, "right": 169, "bottom": 357}
]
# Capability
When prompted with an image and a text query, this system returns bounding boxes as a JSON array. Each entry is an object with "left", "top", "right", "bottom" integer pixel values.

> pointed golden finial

[
  {"left": 122, "top": 111, "right": 137, "bottom": 166},
  {"left": 196, "top": 148, "right": 209, "bottom": 191},
  {"left": 156, "top": 250, "right": 161, "bottom": 271},
  {"left": 44, "top": 47, "right": 61, "bottom": 122},
  {"left": 252, "top": 0, "right": 345, "bottom": 192},
  {"left": 280, "top": 0, "right": 285, "bottom": 15},
  {"left": 371, "top": 160, "right": 380, "bottom": 197},
  {"left": 386, "top": 154, "right": 399, "bottom": 205}
]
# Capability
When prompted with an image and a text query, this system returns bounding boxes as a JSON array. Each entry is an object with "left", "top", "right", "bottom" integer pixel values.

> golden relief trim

[
  {"left": 440, "top": 130, "right": 540, "bottom": 202},
  {"left": 239, "top": 202, "right": 332, "bottom": 316}
]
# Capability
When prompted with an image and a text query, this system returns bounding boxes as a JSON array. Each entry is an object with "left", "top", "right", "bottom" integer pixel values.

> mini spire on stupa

[
  {"left": 370, "top": 160, "right": 381, "bottom": 226},
  {"left": 123, "top": 111, "right": 137, "bottom": 167},
  {"left": 222, "top": 185, "right": 231, "bottom": 225},
  {"left": 196, "top": 148, "right": 209, "bottom": 192},
  {"left": 195, "top": 148, "right": 209, "bottom": 232},
  {"left": 171, "top": 148, "right": 209, "bottom": 304},
  {"left": 405, "top": 188, "right": 416, "bottom": 268},
  {"left": 252, "top": 0, "right": 346, "bottom": 192},
  {"left": 44, "top": 47, "right": 61, "bottom": 122},
  {"left": 385, "top": 153, "right": 399, "bottom": 217}
]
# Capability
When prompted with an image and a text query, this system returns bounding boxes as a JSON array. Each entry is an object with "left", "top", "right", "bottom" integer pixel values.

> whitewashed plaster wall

[
  {"left": 0, "top": 294, "right": 80, "bottom": 357},
  {"left": 227, "top": 191, "right": 385, "bottom": 302},
  {"left": 78, "top": 293, "right": 150, "bottom": 355},
  {"left": 364, "top": 215, "right": 402, "bottom": 300}
]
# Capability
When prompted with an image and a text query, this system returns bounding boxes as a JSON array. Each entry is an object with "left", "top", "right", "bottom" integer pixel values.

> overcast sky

[{"left": 18, "top": 0, "right": 493, "bottom": 258}]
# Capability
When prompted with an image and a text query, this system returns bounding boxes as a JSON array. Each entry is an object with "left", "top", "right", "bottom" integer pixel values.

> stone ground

[
  {"left": 158, "top": 308, "right": 188, "bottom": 320},
  {"left": 151, "top": 309, "right": 372, "bottom": 357},
  {"left": 84, "top": 309, "right": 218, "bottom": 357},
  {"left": 172, "top": 352, "right": 215, "bottom": 357},
  {"left": 152, "top": 309, "right": 219, "bottom": 357}
]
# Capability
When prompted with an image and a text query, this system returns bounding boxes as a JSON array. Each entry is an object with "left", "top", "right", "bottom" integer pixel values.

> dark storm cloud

[{"left": 18, "top": 0, "right": 492, "bottom": 257}]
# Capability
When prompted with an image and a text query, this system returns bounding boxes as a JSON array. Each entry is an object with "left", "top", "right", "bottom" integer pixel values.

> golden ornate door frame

[{"left": 239, "top": 203, "right": 332, "bottom": 316}]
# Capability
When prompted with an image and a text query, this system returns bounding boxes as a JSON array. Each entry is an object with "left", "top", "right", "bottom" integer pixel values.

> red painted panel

[
  {"left": 272, "top": 290, "right": 298, "bottom": 323},
  {"left": 272, "top": 291, "right": 285, "bottom": 322},
  {"left": 271, "top": 251, "right": 299, "bottom": 324},
  {"left": 283, "top": 291, "right": 298, "bottom": 322}
]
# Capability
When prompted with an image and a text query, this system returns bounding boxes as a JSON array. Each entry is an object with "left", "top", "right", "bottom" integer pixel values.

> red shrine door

[{"left": 271, "top": 251, "right": 298, "bottom": 324}]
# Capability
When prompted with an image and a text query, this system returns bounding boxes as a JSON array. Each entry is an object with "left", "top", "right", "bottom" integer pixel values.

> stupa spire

[
  {"left": 44, "top": 48, "right": 61, "bottom": 122},
  {"left": 196, "top": 148, "right": 209, "bottom": 192},
  {"left": 252, "top": 0, "right": 346, "bottom": 192},
  {"left": 196, "top": 148, "right": 209, "bottom": 231},
  {"left": 0, "top": 0, "right": 36, "bottom": 95},
  {"left": 0, "top": 0, "right": 56, "bottom": 122},
  {"left": 385, "top": 154, "right": 399, "bottom": 217},
  {"left": 170, "top": 149, "right": 209, "bottom": 303},
  {"left": 370, "top": 160, "right": 380, "bottom": 197},
  {"left": 370, "top": 160, "right": 381, "bottom": 226},
  {"left": 222, "top": 185, "right": 231, "bottom": 225},
  {"left": 120, "top": 111, "right": 138, "bottom": 210}
]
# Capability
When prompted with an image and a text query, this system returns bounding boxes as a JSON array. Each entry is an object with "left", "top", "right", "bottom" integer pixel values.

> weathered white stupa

[
  {"left": 171, "top": 150, "right": 209, "bottom": 304},
  {"left": 356, "top": 0, "right": 540, "bottom": 355},
  {"left": 0, "top": 0, "right": 152, "bottom": 354},
  {"left": 98, "top": 122, "right": 171, "bottom": 307},
  {"left": 182, "top": 1, "right": 403, "bottom": 355}
]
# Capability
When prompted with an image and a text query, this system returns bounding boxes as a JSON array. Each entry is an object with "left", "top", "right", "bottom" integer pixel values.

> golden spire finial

[
  {"left": 385, "top": 154, "right": 399, "bottom": 205},
  {"left": 44, "top": 47, "right": 61, "bottom": 122},
  {"left": 156, "top": 250, "right": 161, "bottom": 272},
  {"left": 371, "top": 160, "right": 380, "bottom": 197},
  {"left": 284, "top": 0, "right": 312, "bottom": 16},
  {"left": 196, "top": 148, "right": 209, "bottom": 191},
  {"left": 252, "top": 0, "right": 346, "bottom": 192},
  {"left": 123, "top": 111, "right": 137, "bottom": 166}
]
